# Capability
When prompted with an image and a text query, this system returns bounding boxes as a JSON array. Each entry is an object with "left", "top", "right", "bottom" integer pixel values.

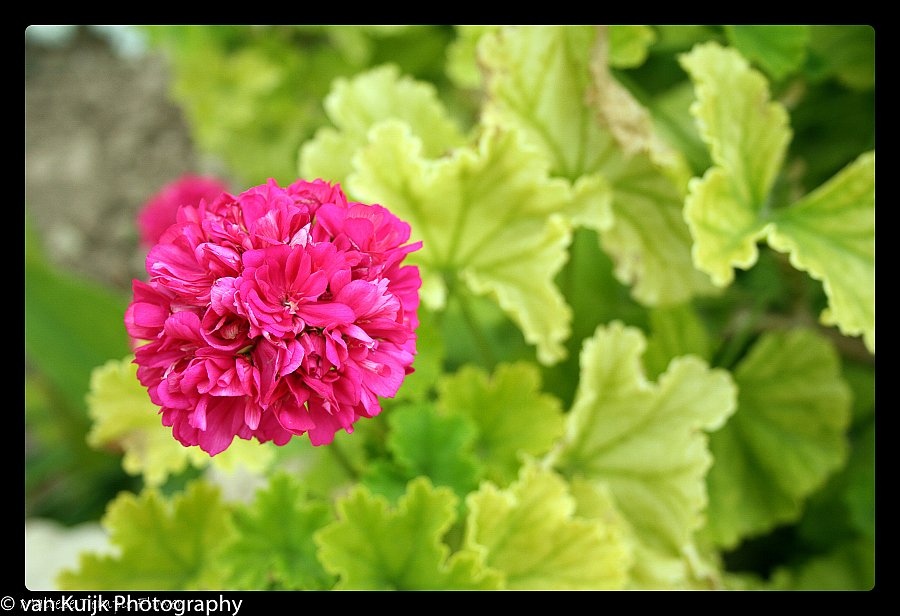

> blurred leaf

[
  {"left": 439, "top": 363, "right": 564, "bottom": 486},
  {"left": 220, "top": 474, "right": 335, "bottom": 590},
  {"left": 481, "top": 25, "right": 713, "bottom": 306},
  {"left": 608, "top": 25, "right": 656, "bottom": 68},
  {"left": 350, "top": 122, "right": 579, "bottom": 364},
  {"left": 362, "top": 403, "right": 481, "bottom": 503},
  {"left": 807, "top": 25, "right": 874, "bottom": 90},
  {"left": 772, "top": 539, "right": 874, "bottom": 590},
  {"left": 551, "top": 322, "right": 736, "bottom": 587},
  {"left": 465, "top": 463, "right": 631, "bottom": 589},
  {"left": 315, "top": 478, "right": 501, "bottom": 589},
  {"left": 300, "top": 64, "right": 465, "bottom": 186},
  {"left": 58, "top": 482, "right": 232, "bottom": 590},
  {"left": 682, "top": 43, "right": 874, "bottom": 351},
  {"left": 724, "top": 25, "right": 810, "bottom": 80},
  {"left": 704, "top": 330, "right": 852, "bottom": 548}
]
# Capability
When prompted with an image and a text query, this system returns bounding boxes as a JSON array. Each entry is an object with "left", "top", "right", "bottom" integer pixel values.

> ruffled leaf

[
  {"left": 219, "top": 474, "right": 335, "bottom": 590},
  {"left": 704, "top": 329, "right": 852, "bottom": 548},
  {"left": 465, "top": 463, "right": 631, "bottom": 589},
  {"left": 350, "top": 121, "right": 575, "bottom": 364},
  {"left": 315, "top": 478, "right": 501, "bottom": 590},
  {"left": 87, "top": 358, "right": 207, "bottom": 486},
  {"left": 300, "top": 64, "right": 465, "bottom": 184},
  {"left": 363, "top": 403, "right": 481, "bottom": 502},
  {"left": 86, "top": 358, "right": 273, "bottom": 486},
  {"left": 480, "top": 25, "right": 712, "bottom": 305},
  {"left": 550, "top": 322, "right": 736, "bottom": 586},
  {"left": 58, "top": 482, "right": 232, "bottom": 590},
  {"left": 682, "top": 43, "right": 874, "bottom": 350},
  {"left": 768, "top": 152, "right": 875, "bottom": 351},
  {"left": 438, "top": 362, "right": 564, "bottom": 486}
]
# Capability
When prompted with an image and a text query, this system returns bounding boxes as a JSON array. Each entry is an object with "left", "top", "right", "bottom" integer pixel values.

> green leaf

[
  {"left": 220, "top": 474, "right": 335, "bottom": 590},
  {"left": 608, "top": 25, "right": 656, "bottom": 68},
  {"left": 481, "top": 25, "right": 713, "bottom": 305},
  {"left": 772, "top": 539, "right": 874, "bottom": 591},
  {"left": 682, "top": 43, "right": 874, "bottom": 351},
  {"left": 446, "top": 25, "right": 499, "bottom": 88},
  {"left": 391, "top": 308, "right": 444, "bottom": 403},
  {"left": 807, "top": 25, "right": 875, "bottom": 90},
  {"left": 550, "top": 322, "right": 736, "bottom": 586},
  {"left": 380, "top": 403, "right": 481, "bottom": 500},
  {"left": 349, "top": 121, "right": 575, "bottom": 364},
  {"left": 300, "top": 64, "right": 465, "bottom": 186},
  {"left": 58, "top": 482, "right": 232, "bottom": 590},
  {"left": 681, "top": 42, "right": 791, "bottom": 209},
  {"left": 704, "top": 329, "right": 851, "bottom": 548},
  {"left": 465, "top": 463, "right": 631, "bottom": 589},
  {"left": 768, "top": 151, "right": 875, "bottom": 351},
  {"left": 87, "top": 358, "right": 207, "bottom": 486},
  {"left": 438, "top": 362, "right": 564, "bottom": 486},
  {"left": 86, "top": 357, "right": 274, "bottom": 486},
  {"left": 315, "top": 478, "right": 501, "bottom": 590},
  {"left": 724, "top": 25, "right": 810, "bottom": 81},
  {"left": 643, "top": 303, "right": 711, "bottom": 380}
]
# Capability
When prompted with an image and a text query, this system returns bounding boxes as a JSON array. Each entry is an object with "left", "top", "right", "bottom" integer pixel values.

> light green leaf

[
  {"left": 446, "top": 25, "right": 499, "bottom": 88},
  {"left": 86, "top": 358, "right": 207, "bottom": 486},
  {"left": 768, "top": 151, "right": 875, "bottom": 351},
  {"left": 220, "top": 474, "right": 335, "bottom": 590},
  {"left": 725, "top": 25, "right": 810, "bottom": 81},
  {"left": 680, "top": 42, "right": 791, "bottom": 209},
  {"left": 682, "top": 43, "right": 874, "bottom": 351},
  {"left": 550, "top": 322, "right": 736, "bottom": 586},
  {"left": 481, "top": 25, "right": 713, "bottom": 305},
  {"left": 315, "top": 478, "right": 501, "bottom": 590},
  {"left": 86, "top": 358, "right": 273, "bottom": 486},
  {"left": 608, "top": 25, "right": 656, "bottom": 68},
  {"left": 704, "top": 329, "right": 852, "bottom": 548},
  {"left": 380, "top": 403, "right": 481, "bottom": 500},
  {"left": 300, "top": 64, "right": 465, "bottom": 185},
  {"left": 438, "top": 362, "right": 564, "bottom": 486},
  {"left": 684, "top": 168, "right": 774, "bottom": 286},
  {"left": 465, "top": 463, "right": 630, "bottom": 589},
  {"left": 349, "top": 121, "right": 575, "bottom": 364},
  {"left": 58, "top": 482, "right": 232, "bottom": 590}
]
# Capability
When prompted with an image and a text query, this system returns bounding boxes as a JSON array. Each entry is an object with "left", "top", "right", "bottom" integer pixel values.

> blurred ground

[{"left": 25, "top": 26, "right": 207, "bottom": 292}]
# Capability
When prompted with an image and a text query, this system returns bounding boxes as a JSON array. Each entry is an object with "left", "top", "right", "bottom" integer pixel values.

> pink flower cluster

[
  {"left": 138, "top": 175, "right": 230, "bottom": 247},
  {"left": 126, "top": 179, "right": 421, "bottom": 455}
]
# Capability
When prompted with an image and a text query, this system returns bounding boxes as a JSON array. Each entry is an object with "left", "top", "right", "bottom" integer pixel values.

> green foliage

[
  {"left": 58, "top": 482, "right": 232, "bottom": 590},
  {"left": 220, "top": 474, "right": 335, "bottom": 590},
  {"left": 550, "top": 322, "right": 736, "bottom": 586},
  {"left": 681, "top": 42, "right": 875, "bottom": 351},
  {"left": 315, "top": 478, "right": 501, "bottom": 590},
  {"left": 438, "top": 363, "right": 564, "bottom": 486},
  {"left": 465, "top": 463, "right": 631, "bottom": 589},
  {"left": 704, "top": 329, "right": 852, "bottom": 548},
  {"left": 724, "top": 25, "right": 810, "bottom": 80}
]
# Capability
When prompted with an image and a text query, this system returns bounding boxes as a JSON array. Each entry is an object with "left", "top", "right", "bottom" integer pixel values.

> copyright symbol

[{"left": 0, "top": 596, "right": 14, "bottom": 611}]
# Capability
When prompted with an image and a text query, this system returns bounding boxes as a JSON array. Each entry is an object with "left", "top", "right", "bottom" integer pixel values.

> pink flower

[
  {"left": 138, "top": 175, "right": 230, "bottom": 247},
  {"left": 126, "top": 179, "right": 421, "bottom": 455}
]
